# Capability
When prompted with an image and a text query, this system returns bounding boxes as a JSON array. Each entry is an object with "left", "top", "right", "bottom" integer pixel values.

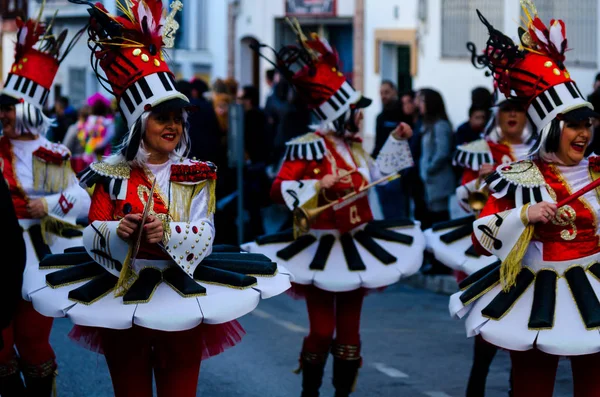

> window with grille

[
  {"left": 196, "top": 0, "right": 208, "bottom": 50},
  {"left": 441, "top": 0, "right": 504, "bottom": 58},
  {"left": 68, "top": 67, "right": 87, "bottom": 108},
  {"left": 524, "top": 0, "right": 597, "bottom": 68}
]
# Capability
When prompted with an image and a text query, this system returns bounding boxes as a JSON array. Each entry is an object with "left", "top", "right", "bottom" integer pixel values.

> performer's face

[
  {"left": 498, "top": 106, "right": 527, "bottom": 141},
  {"left": 0, "top": 104, "right": 16, "bottom": 138},
  {"left": 557, "top": 119, "right": 592, "bottom": 166},
  {"left": 144, "top": 110, "right": 183, "bottom": 161}
]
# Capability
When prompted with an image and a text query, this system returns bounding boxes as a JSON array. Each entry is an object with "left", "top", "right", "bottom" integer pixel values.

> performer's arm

[
  {"left": 271, "top": 159, "right": 321, "bottom": 211},
  {"left": 44, "top": 172, "right": 92, "bottom": 225},
  {"left": 471, "top": 194, "right": 527, "bottom": 257}
]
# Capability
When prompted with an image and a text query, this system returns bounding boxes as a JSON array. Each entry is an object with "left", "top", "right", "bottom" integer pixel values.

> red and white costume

[
  {"left": 0, "top": 12, "right": 87, "bottom": 395},
  {"left": 244, "top": 24, "right": 423, "bottom": 396},
  {"left": 426, "top": 137, "right": 533, "bottom": 277},
  {"left": 26, "top": 1, "right": 291, "bottom": 396},
  {"left": 452, "top": 3, "right": 600, "bottom": 396}
]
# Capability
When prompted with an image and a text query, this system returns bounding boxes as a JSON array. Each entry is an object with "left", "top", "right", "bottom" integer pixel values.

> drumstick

[{"left": 556, "top": 177, "right": 600, "bottom": 208}]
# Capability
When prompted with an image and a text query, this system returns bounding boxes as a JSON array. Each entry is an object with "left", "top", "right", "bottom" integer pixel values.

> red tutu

[
  {"left": 286, "top": 283, "right": 386, "bottom": 300},
  {"left": 68, "top": 321, "right": 245, "bottom": 364}
]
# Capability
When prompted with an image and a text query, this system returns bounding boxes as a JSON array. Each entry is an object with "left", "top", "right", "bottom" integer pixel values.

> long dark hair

[{"left": 420, "top": 88, "right": 449, "bottom": 125}]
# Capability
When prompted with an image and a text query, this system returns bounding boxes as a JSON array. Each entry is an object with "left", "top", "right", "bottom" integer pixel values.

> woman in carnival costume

[
  {"left": 451, "top": 3, "right": 600, "bottom": 396},
  {"left": 427, "top": 92, "right": 534, "bottom": 396},
  {"left": 29, "top": 1, "right": 291, "bottom": 396},
  {"left": 0, "top": 11, "right": 88, "bottom": 396},
  {"left": 243, "top": 21, "right": 424, "bottom": 397}
]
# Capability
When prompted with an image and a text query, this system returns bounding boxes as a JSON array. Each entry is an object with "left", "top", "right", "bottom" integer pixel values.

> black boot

[
  {"left": 331, "top": 342, "right": 361, "bottom": 397},
  {"left": 22, "top": 360, "right": 56, "bottom": 397},
  {"left": 298, "top": 351, "right": 328, "bottom": 397},
  {"left": 465, "top": 336, "right": 497, "bottom": 397},
  {"left": 0, "top": 358, "right": 25, "bottom": 397},
  {"left": 0, "top": 372, "right": 26, "bottom": 397}
]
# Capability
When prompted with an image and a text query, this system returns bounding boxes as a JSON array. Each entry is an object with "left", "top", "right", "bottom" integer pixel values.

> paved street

[{"left": 50, "top": 283, "right": 574, "bottom": 397}]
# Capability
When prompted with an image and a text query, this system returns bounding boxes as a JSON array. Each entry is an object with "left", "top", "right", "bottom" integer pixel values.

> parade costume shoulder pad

[
  {"left": 485, "top": 160, "right": 551, "bottom": 206},
  {"left": 78, "top": 162, "right": 130, "bottom": 200},
  {"left": 32, "top": 143, "right": 71, "bottom": 165},
  {"left": 170, "top": 159, "right": 217, "bottom": 184},
  {"left": 284, "top": 133, "right": 326, "bottom": 162},
  {"left": 453, "top": 139, "right": 493, "bottom": 171}
]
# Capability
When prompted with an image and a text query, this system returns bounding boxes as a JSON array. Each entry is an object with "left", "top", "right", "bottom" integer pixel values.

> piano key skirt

[
  {"left": 241, "top": 219, "right": 425, "bottom": 294},
  {"left": 28, "top": 244, "right": 292, "bottom": 332},
  {"left": 424, "top": 216, "right": 499, "bottom": 276},
  {"left": 450, "top": 251, "right": 600, "bottom": 356}
]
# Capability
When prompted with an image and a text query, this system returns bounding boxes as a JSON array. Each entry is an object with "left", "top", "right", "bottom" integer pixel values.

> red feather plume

[{"left": 14, "top": 18, "right": 46, "bottom": 60}]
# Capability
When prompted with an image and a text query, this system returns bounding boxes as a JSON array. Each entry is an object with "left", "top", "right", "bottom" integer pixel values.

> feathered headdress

[
  {"left": 1, "top": 2, "right": 85, "bottom": 109},
  {"left": 69, "top": 0, "right": 189, "bottom": 128},
  {"left": 251, "top": 18, "right": 370, "bottom": 128},
  {"left": 468, "top": 1, "right": 595, "bottom": 134}
]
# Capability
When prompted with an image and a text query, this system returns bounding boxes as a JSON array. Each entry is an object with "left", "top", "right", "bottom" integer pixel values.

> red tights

[
  {"left": 101, "top": 327, "right": 203, "bottom": 397},
  {"left": 511, "top": 349, "right": 600, "bottom": 397},
  {"left": 0, "top": 300, "right": 55, "bottom": 367},
  {"left": 303, "top": 287, "right": 365, "bottom": 353}
]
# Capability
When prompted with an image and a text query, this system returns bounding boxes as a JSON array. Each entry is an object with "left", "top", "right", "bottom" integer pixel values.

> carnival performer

[
  {"left": 451, "top": 4, "right": 600, "bottom": 396},
  {"left": 243, "top": 22, "right": 425, "bottom": 397},
  {"left": 29, "top": 1, "right": 291, "bottom": 396},
  {"left": 0, "top": 12, "right": 88, "bottom": 396},
  {"left": 427, "top": 95, "right": 533, "bottom": 397},
  {"left": 0, "top": 176, "right": 27, "bottom": 395}
]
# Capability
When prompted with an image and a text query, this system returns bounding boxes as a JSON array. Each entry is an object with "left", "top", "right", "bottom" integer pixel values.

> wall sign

[{"left": 285, "top": 0, "right": 336, "bottom": 17}]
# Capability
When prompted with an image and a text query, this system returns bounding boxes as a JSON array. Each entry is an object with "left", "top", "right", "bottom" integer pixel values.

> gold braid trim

[
  {"left": 33, "top": 157, "right": 72, "bottom": 193},
  {"left": 208, "top": 179, "right": 216, "bottom": 215},
  {"left": 114, "top": 245, "right": 136, "bottom": 297},
  {"left": 170, "top": 180, "right": 215, "bottom": 220},
  {"left": 41, "top": 216, "right": 82, "bottom": 244},
  {"left": 500, "top": 223, "right": 534, "bottom": 291}
]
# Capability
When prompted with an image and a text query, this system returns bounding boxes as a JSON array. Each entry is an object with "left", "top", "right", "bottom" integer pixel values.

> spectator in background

[
  {"left": 265, "top": 70, "right": 288, "bottom": 161},
  {"left": 177, "top": 79, "right": 221, "bottom": 164},
  {"left": 190, "top": 78, "right": 210, "bottom": 105},
  {"left": 274, "top": 81, "right": 312, "bottom": 163},
  {"left": 48, "top": 96, "right": 76, "bottom": 143},
  {"left": 471, "top": 86, "right": 493, "bottom": 109},
  {"left": 211, "top": 78, "right": 239, "bottom": 244},
  {"left": 418, "top": 89, "right": 454, "bottom": 230},
  {"left": 455, "top": 105, "right": 490, "bottom": 146},
  {"left": 400, "top": 90, "right": 427, "bottom": 224},
  {"left": 591, "top": 72, "right": 600, "bottom": 96},
  {"left": 64, "top": 94, "right": 114, "bottom": 173},
  {"left": 372, "top": 80, "right": 402, "bottom": 157},
  {"left": 237, "top": 85, "right": 270, "bottom": 238},
  {"left": 372, "top": 80, "right": 409, "bottom": 218},
  {"left": 63, "top": 105, "right": 91, "bottom": 173}
]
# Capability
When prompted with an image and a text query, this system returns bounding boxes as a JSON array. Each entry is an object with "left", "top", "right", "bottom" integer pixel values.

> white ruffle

[
  {"left": 29, "top": 262, "right": 292, "bottom": 332},
  {"left": 450, "top": 252, "right": 600, "bottom": 356},
  {"left": 241, "top": 223, "right": 425, "bottom": 292},
  {"left": 424, "top": 223, "right": 496, "bottom": 275},
  {"left": 21, "top": 228, "right": 83, "bottom": 301}
]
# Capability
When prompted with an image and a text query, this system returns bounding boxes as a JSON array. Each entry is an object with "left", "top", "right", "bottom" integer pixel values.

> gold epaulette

[
  {"left": 485, "top": 160, "right": 548, "bottom": 206},
  {"left": 453, "top": 139, "right": 493, "bottom": 171},
  {"left": 284, "top": 133, "right": 326, "bottom": 161},
  {"left": 89, "top": 162, "right": 131, "bottom": 180}
]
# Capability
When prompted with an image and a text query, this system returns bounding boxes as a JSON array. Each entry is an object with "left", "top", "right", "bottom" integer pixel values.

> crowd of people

[{"left": 5, "top": 1, "right": 600, "bottom": 397}]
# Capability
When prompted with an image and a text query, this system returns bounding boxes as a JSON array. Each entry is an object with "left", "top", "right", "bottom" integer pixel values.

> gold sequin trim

[
  {"left": 495, "top": 161, "right": 545, "bottom": 188},
  {"left": 90, "top": 162, "right": 131, "bottom": 179}
]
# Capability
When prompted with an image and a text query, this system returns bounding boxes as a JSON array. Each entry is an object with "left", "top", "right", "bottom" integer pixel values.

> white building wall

[
  {"left": 230, "top": 0, "right": 600, "bottom": 152},
  {"left": 363, "top": 0, "right": 419, "bottom": 149}
]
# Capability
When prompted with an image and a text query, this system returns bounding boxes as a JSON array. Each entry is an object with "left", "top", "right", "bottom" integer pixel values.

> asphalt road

[{"left": 48, "top": 283, "right": 575, "bottom": 397}]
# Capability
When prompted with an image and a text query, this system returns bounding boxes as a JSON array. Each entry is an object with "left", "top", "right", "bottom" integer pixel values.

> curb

[{"left": 403, "top": 273, "right": 458, "bottom": 295}]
